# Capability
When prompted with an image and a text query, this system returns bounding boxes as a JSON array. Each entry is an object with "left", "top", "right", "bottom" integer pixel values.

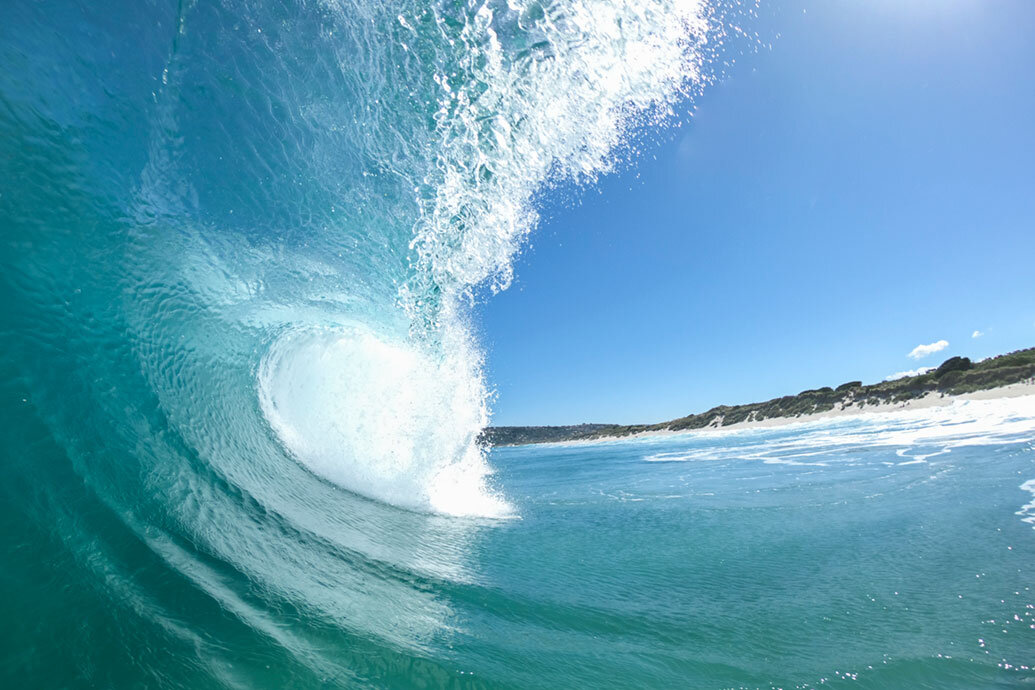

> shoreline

[
  {"left": 482, "top": 348, "right": 1035, "bottom": 448},
  {"left": 510, "top": 381, "right": 1035, "bottom": 448}
]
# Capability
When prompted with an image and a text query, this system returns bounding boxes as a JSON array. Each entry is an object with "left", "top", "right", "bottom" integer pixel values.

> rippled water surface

[{"left": 3, "top": 393, "right": 1034, "bottom": 687}]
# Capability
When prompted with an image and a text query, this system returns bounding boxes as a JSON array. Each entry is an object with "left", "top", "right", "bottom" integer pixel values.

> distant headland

[{"left": 481, "top": 347, "right": 1035, "bottom": 447}]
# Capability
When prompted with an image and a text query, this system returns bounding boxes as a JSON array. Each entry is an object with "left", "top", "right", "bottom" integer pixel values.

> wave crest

[
  {"left": 286, "top": 0, "right": 715, "bottom": 513},
  {"left": 408, "top": 0, "right": 711, "bottom": 305}
]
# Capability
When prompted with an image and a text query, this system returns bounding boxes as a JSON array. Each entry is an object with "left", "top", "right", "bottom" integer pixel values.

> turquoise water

[
  {"left": 3, "top": 388, "right": 1035, "bottom": 687},
  {"left": 3, "top": 0, "right": 1035, "bottom": 687}
]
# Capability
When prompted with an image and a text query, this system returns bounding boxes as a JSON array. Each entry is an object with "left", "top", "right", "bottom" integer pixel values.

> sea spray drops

[{"left": 253, "top": 0, "right": 715, "bottom": 513}]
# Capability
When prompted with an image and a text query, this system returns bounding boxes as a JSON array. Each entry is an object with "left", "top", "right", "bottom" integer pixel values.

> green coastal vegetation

[{"left": 481, "top": 346, "right": 1035, "bottom": 447}]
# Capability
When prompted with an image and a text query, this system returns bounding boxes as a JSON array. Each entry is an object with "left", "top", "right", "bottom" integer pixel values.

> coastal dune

[{"left": 483, "top": 347, "right": 1035, "bottom": 446}]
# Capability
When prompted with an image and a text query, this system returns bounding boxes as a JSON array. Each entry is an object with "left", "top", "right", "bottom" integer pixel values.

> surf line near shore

[
  {"left": 584, "top": 381, "right": 1035, "bottom": 444},
  {"left": 482, "top": 348, "right": 1035, "bottom": 447}
]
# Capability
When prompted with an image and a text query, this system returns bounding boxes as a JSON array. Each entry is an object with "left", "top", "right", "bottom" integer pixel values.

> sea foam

[{"left": 260, "top": 0, "right": 714, "bottom": 515}]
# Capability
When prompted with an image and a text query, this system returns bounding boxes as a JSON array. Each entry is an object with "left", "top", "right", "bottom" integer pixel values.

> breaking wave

[{"left": 1, "top": 0, "right": 718, "bottom": 521}]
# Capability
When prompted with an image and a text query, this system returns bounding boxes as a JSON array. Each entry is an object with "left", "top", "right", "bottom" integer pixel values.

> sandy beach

[{"left": 553, "top": 380, "right": 1035, "bottom": 445}]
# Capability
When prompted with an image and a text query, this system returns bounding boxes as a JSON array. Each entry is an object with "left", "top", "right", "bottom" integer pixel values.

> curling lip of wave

[{"left": 253, "top": 0, "right": 713, "bottom": 516}]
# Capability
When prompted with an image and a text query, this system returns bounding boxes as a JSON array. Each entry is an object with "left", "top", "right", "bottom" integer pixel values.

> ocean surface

[{"left": 2, "top": 0, "right": 1034, "bottom": 687}]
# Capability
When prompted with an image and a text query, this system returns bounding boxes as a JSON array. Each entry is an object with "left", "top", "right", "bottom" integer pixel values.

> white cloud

[
  {"left": 885, "top": 367, "right": 935, "bottom": 382},
  {"left": 907, "top": 339, "right": 949, "bottom": 360},
  {"left": 971, "top": 330, "right": 984, "bottom": 339}
]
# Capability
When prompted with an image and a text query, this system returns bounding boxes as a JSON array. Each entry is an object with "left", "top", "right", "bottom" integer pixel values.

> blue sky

[{"left": 477, "top": 0, "right": 1035, "bottom": 426}]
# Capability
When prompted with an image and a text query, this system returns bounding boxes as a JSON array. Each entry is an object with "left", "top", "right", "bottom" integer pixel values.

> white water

[
  {"left": 258, "top": 0, "right": 716, "bottom": 516},
  {"left": 258, "top": 325, "right": 511, "bottom": 517}
]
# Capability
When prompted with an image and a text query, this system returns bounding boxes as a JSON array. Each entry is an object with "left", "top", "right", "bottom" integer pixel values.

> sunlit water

[
  {"left": 4, "top": 389, "right": 1034, "bottom": 687},
  {"left": 2, "top": 0, "right": 1034, "bottom": 686}
]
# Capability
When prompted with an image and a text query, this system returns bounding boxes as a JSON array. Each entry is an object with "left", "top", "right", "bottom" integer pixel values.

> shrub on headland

[
  {"left": 934, "top": 356, "right": 972, "bottom": 378},
  {"left": 482, "top": 347, "right": 1035, "bottom": 445}
]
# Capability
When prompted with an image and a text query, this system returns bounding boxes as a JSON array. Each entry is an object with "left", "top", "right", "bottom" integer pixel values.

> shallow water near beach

[{"left": 483, "top": 397, "right": 1035, "bottom": 688}]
